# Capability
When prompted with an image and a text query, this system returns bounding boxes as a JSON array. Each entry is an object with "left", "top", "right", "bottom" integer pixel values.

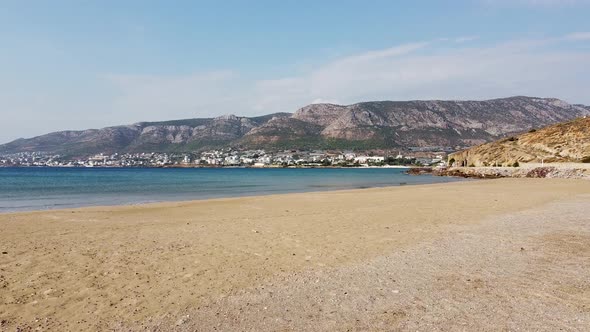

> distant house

[
  {"left": 416, "top": 157, "right": 434, "bottom": 166},
  {"left": 240, "top": 157, "right": 254, "bottom": 164},
  {"left": 354, "top": 156, "right": 384, "bottom": 164}
]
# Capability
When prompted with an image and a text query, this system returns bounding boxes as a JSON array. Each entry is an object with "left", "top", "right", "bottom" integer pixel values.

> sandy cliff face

[{"left": 449, "top": 117, "right": 590, "bottom": 166}]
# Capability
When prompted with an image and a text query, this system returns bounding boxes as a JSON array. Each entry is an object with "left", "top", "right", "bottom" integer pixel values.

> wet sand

[{"left": 1, "top": 178, "right": 589, "bottom": 331}]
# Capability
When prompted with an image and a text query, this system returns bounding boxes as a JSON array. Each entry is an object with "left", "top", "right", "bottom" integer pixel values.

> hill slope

[
  {"left": 1, "top": 96, "right": 588, "bottom": 156},
  {"left": 449, "top": 117, "right": 590, "bottom": 166}
]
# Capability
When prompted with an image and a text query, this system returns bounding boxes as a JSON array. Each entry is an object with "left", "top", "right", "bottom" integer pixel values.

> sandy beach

[{"left": 1, "top": 178, "right": 589, "bottom": 331}]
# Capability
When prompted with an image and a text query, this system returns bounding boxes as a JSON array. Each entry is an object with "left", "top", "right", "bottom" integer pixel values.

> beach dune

[{"left": 1, "top": 179, "right": 589, "bottom": 331}]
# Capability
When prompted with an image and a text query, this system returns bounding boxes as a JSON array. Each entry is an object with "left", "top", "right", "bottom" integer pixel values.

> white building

[{"left": 353, "top": 156, "right": 385, "bottom": 164}]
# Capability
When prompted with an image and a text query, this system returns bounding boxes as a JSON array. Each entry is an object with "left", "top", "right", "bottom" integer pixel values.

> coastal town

[{"left": 0, "top": 149, "right": 448, "bottom": 168}]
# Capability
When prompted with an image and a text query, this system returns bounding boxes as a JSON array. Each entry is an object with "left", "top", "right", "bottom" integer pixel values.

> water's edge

[{"left": 0, "top": 167, "right": 465, "bottom": 213}]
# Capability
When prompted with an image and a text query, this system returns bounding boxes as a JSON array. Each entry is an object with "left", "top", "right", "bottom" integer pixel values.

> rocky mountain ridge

[{"left": 1, "top": 96, "right": 588, "bottom": 156}]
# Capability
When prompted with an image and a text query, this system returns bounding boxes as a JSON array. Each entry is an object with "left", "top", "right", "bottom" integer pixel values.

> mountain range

[{"left": 1, "top": 96, "right": 589, "bottom": 157}]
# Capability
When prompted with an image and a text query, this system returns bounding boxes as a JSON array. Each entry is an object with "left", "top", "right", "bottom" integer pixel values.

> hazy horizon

[{"left": 2, "top": 0, "right": 590, "bottom": 143}]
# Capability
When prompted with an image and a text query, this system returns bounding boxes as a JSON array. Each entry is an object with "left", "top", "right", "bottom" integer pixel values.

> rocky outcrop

[
  {"left": 449, "top": 117, "right": 590, "bottom": 167},
  {"left": 436, "top": 166, "right": 590, "bottom": 180},
  {"left": 292, "top": 104, "right": 347, "bottom": 127}
]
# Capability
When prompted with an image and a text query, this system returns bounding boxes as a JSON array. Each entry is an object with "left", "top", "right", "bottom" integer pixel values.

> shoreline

[
  {"left": 1, "top": 178, "right": 589, "bottom": 331},
  {"left": 0, "top": 164, "right": 413, "bottom": 169},
  {"left": 0, "top": 177, "right": 467, "bottom": 216},
  {"left": 0, "top": 167, "right": 455, "bottom": 214}
]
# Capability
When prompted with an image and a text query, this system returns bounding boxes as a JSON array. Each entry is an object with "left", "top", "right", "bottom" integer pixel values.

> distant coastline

[
  {"left": 0, "top": 149, "right": 438, "bottom": 168},
  {"left": 0, "top": 163, "right": 412, "bottom": 169}
]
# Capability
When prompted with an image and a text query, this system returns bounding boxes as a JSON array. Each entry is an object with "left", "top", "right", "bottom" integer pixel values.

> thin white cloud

[
  {"left": 251, "top": 36, "right": 590, "bottom": 111},
  {"left": 439, "top": 36, "right": 479, "bottom": 43},
  {"left": 3, "top": 34, "right": 589, "bottom": 143},
  {"left": 454, "top": 36, "right": 479, "bottom": 43},
  {"left": 564, "top": 32, "right": 590, "bottom": 41},
  {"left": 336, "top": 42, "right": 429, "bottom": 64},
  {"left": 102, "top": 35, "right": 590, "bottom": 124}
]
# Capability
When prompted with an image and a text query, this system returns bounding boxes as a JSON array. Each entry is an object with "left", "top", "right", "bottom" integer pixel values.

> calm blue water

[{"left": 0, "top": 167, "right": 464, "bottom": 213}]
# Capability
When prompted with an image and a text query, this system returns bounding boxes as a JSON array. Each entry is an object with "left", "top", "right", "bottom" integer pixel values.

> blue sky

[{"left": 1, "top": 0, "right": 590, "bottom": 143}]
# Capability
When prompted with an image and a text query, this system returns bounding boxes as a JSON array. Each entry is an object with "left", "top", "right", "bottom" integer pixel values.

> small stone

[{"left": 1, "top": 252, "right": 7, "bottom": 255}]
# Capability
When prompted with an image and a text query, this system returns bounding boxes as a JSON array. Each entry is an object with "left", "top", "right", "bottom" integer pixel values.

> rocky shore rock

[{"left": 431, "top": 166, "right": 590, "bottom": 180}]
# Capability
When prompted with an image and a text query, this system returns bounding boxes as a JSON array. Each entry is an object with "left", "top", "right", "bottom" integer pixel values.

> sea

[{"left": 0, "top": 167, "right": 465, "bottom": 213}]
